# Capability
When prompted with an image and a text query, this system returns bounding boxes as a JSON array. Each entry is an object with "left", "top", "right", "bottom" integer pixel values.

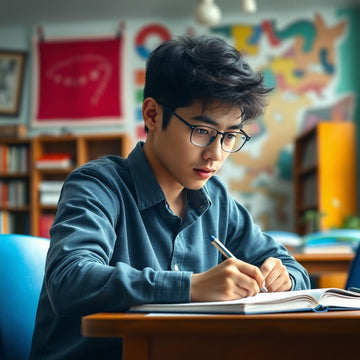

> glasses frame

[{"left": 159, "top": 102, "right": 251, "bottom": 153}]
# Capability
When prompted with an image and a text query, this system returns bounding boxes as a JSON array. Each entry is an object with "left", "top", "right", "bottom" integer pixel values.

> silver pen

[{"left": 209, "top": 235, "right": 268, "bottom": 293}]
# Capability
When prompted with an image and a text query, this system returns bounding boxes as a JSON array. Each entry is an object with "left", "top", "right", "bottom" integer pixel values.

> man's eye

[
  {"left": 195, "top": 128, "right": 210, "bottom": 136},
  {"left": 224, "top": 133, "right": 237, "bottom": 141}
]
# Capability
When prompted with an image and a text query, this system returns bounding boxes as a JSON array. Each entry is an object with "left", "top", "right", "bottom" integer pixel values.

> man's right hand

[{"left": 190, "top": 258, "right": 265, "bottom": 302}]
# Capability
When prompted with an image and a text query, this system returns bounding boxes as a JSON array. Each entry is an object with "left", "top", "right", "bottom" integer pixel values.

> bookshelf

[
  {"left": 294, "top": 122, "right": 357, "bottom": 235},
  {"left": 31, "top": 133, "right": 132, "bottom": 237},
  {"left": 0, "top": 138, "right": 31, "bottom": 234}
]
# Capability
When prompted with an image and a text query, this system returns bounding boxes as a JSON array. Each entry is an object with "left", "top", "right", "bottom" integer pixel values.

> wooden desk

[
  {"left": 294, "top": 253, "right": 354, "bottom": 273},
  {"left": 294, "top": 253, "right": 354, "bottom": 288},
  {"left": 82, "top": 311, "right": 360, "bottom": 360}
]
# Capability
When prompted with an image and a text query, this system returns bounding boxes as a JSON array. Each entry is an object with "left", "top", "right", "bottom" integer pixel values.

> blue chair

[{"left": 0, "top": 234, "right": 49, "bottom": 360}]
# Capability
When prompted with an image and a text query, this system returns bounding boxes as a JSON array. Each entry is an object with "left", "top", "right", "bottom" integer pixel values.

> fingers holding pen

[
  {"left": 190, "top": 258, "right": 265, "bottom": 302},
  {"left": 208, "top": 236, "right": 266, "bottom": 296},
  {"left": 230, "top": 258, "right": 266, "bottom": 296},
  {"left": 216, "top": 259, "right": 260, "bottom": 298},
  {"left": 260, "top": 257, "right": 292, "bottom": 292}
]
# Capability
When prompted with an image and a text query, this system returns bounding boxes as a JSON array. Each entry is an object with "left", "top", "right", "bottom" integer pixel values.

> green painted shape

[{"left": 270, "top": 19, "right": 316, "bottom": 52}]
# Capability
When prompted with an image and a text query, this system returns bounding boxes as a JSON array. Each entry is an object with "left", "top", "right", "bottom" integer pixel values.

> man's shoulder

[
  {"left": 78, "top": 154, "right": 127, "bottom": 171},
  {"left": 69, "top": 155, "right": 130, "bottom": 183}
]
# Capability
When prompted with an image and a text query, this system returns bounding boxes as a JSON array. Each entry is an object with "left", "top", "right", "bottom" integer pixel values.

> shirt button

[{"left": 174, "top": 264, "right": 179, "bottom": 271}]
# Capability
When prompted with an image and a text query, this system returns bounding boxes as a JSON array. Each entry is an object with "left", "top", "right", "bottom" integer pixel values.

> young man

[{"left": 31, "top": 35, "right": 310, "bottom": 359}]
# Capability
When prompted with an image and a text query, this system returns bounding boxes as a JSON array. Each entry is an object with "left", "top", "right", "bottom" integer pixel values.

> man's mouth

[{"left": 193, "top": 168, "right": 215, "bottom": 179}]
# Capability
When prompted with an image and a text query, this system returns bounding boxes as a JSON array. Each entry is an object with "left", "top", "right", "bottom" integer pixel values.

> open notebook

[{"left": 129, "top": 288, "right": 360, "bottom": 315}]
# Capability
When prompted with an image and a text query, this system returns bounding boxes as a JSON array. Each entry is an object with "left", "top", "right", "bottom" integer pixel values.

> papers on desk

[{"left": 129, "top": 288, "right": 360, "bottom": 315}]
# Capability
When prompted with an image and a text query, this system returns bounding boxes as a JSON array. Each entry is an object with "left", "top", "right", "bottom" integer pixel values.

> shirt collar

[
  {"left": 127, "top": 141, "right": 211, "bottom": 212},
  {"left": 127, "top": 142, "right": 165, "bottom": 210}
]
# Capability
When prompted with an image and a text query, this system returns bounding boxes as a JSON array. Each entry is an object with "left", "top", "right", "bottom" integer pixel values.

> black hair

[{"left": 143, "top": 34, "right": 271, "bottom": 130}]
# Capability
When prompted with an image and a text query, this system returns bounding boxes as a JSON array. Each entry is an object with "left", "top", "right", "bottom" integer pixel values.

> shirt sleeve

[
  {"left": 207, "top": 177, "right": 311, "bottom": 291},
  {"left": 230, "top": 201, "right": 311, "bottom": 290},
  {"left": 44, "top": 161, "right": 191, "bottom": 316}
]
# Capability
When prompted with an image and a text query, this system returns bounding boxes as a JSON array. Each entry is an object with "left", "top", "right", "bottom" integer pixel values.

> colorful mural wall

[{"left": 209, "top": 11, "right": 359, "bottom": 231}]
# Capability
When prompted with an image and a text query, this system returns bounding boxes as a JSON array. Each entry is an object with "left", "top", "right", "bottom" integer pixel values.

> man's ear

[{"left": 142, "top": 98, "right": 161, "bottom": 131}]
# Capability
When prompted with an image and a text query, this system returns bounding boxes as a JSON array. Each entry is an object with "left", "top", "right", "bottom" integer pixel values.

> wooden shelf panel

[
  {"left": 35, "top": 168, "right": 76, "bottom": 175},
  {"left": 0, "top": 172, "right": 30, "bottom": 178},
  {"left": 31, "top": 133, "right": 132, "bottom": 236},
  {"left": 0, "top": 205, "right": 30, "bottom": 211}
]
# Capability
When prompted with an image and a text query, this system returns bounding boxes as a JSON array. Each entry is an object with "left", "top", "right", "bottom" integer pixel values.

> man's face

[{"left": 151, "top": 101, "right": 243, "bottom": 190}]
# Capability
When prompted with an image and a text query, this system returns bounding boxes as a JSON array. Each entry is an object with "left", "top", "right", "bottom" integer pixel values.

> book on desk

[{"left": 129, "top": 288, "right": 360, "bottom": 315}]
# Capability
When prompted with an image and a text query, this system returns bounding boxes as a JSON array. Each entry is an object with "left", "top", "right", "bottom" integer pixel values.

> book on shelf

[
  {"left": 300, "top": 135, "right": 317, "bottom": 168},
  {"left": 40, "top": 192, "right": 60, "bottom": 206},
  {"left": 39, "top": 213, "right": 55, "bottom": 239},
  {"left": 0, "top": 181, "right": 8, "bottom": 206},
  {"left": 301, "top": 174, "right": 317, "bottom": 208},
  {"left": 0, "top": 144, "right": 29, "bottom": 173},
  {"left": 0, "top": 210, "right": 10, "bottom": 233},
  {"left": 39, "top": 180, "right": 63, "bottom": 205},
  {"left": 36, "top": 153, "right": 74, "bottom": 169},
  {"left": 39, "top": 180, "right": 64, "bottom": 192},
  {"left": 129, "top": 288, "right": 360, "bottom": 315},
  {"left": 8, "top": 180, "right": 28, "bottom": 207},
  {"left": 0, "top": 180, "right": 28, "bottom": 207}
]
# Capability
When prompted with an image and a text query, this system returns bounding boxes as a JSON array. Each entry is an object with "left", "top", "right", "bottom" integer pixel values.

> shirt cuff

[{"left": 155, "top": 270, "right": 192, "bottom": 303}]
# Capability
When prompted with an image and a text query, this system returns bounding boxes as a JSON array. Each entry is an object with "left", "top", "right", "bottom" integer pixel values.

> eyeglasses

[{"left": 160, "top": 103, "right": 251, "bottom": 153}]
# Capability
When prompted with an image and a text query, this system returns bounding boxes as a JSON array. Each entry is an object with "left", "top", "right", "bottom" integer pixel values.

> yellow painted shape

[
  {"left": 232, "top": 25, "right": 258, "bottom": 55},
  {"left": 269, "top": 57, "right": 299, "bottom": 86}
]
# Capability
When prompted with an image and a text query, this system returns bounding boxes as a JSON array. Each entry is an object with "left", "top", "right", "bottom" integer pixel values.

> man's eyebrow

[{"left": 191, "top": 115, "right": 243, "bottom": 130}]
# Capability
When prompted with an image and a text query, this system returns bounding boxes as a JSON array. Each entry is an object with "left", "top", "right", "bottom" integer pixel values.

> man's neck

[
  {"left": 165, "top": 188, "right": 187, "bottom": 219},
  {"left": 143, "top": 140, "right": 187, "bottom": 218}
]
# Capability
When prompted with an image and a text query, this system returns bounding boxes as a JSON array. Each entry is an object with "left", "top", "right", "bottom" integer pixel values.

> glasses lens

[
  {"left": 190, "top": 126, "right": 218, "bottom": 147},
  {"left": 222, "top": 133, "right": 247, "bottom": 152}
]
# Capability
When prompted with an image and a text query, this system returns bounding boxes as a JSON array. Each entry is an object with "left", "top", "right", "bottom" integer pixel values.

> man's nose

[{"left": 202, "top": 134, "right": 223, "bottom": 160}]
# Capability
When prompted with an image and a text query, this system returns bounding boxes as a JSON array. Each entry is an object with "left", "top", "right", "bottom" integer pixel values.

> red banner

[{"left": 34, "top": 37, "right": 123, "bottom": 124}]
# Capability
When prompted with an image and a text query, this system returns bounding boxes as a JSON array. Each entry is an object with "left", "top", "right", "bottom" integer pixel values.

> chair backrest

[
  {"left": 345, "top": 241, "right": 360, "bottom": 290},
  {"left": 0, "top": 234, "right": 49, "bottom": 360}
]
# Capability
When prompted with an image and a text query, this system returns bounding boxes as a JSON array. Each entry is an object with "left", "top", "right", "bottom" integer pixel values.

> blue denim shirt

[{"left": 31, "top": 142, "right": 310, "bottom": 359}]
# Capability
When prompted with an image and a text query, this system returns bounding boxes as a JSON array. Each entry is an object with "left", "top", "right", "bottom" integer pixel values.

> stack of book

[
  {"left": 268, "top": 230, "right": 360, "bottom": 254},
  {"left": 36, "top": 153, "right": 73, "bottom": 169},
  {"left": 39, "top": 180, "right": 64, "bottom": 206},
  {"left": 302, "top": 230, "right": 360, "bottom": 254}
]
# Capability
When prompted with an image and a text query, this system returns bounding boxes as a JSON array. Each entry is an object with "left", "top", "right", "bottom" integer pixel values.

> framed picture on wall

[
  {"left": 0, "top": 50, "right": 26, "bottom": 116},
  {"left": 32, "top": 35, "right": 124, "bottom": 127}
]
